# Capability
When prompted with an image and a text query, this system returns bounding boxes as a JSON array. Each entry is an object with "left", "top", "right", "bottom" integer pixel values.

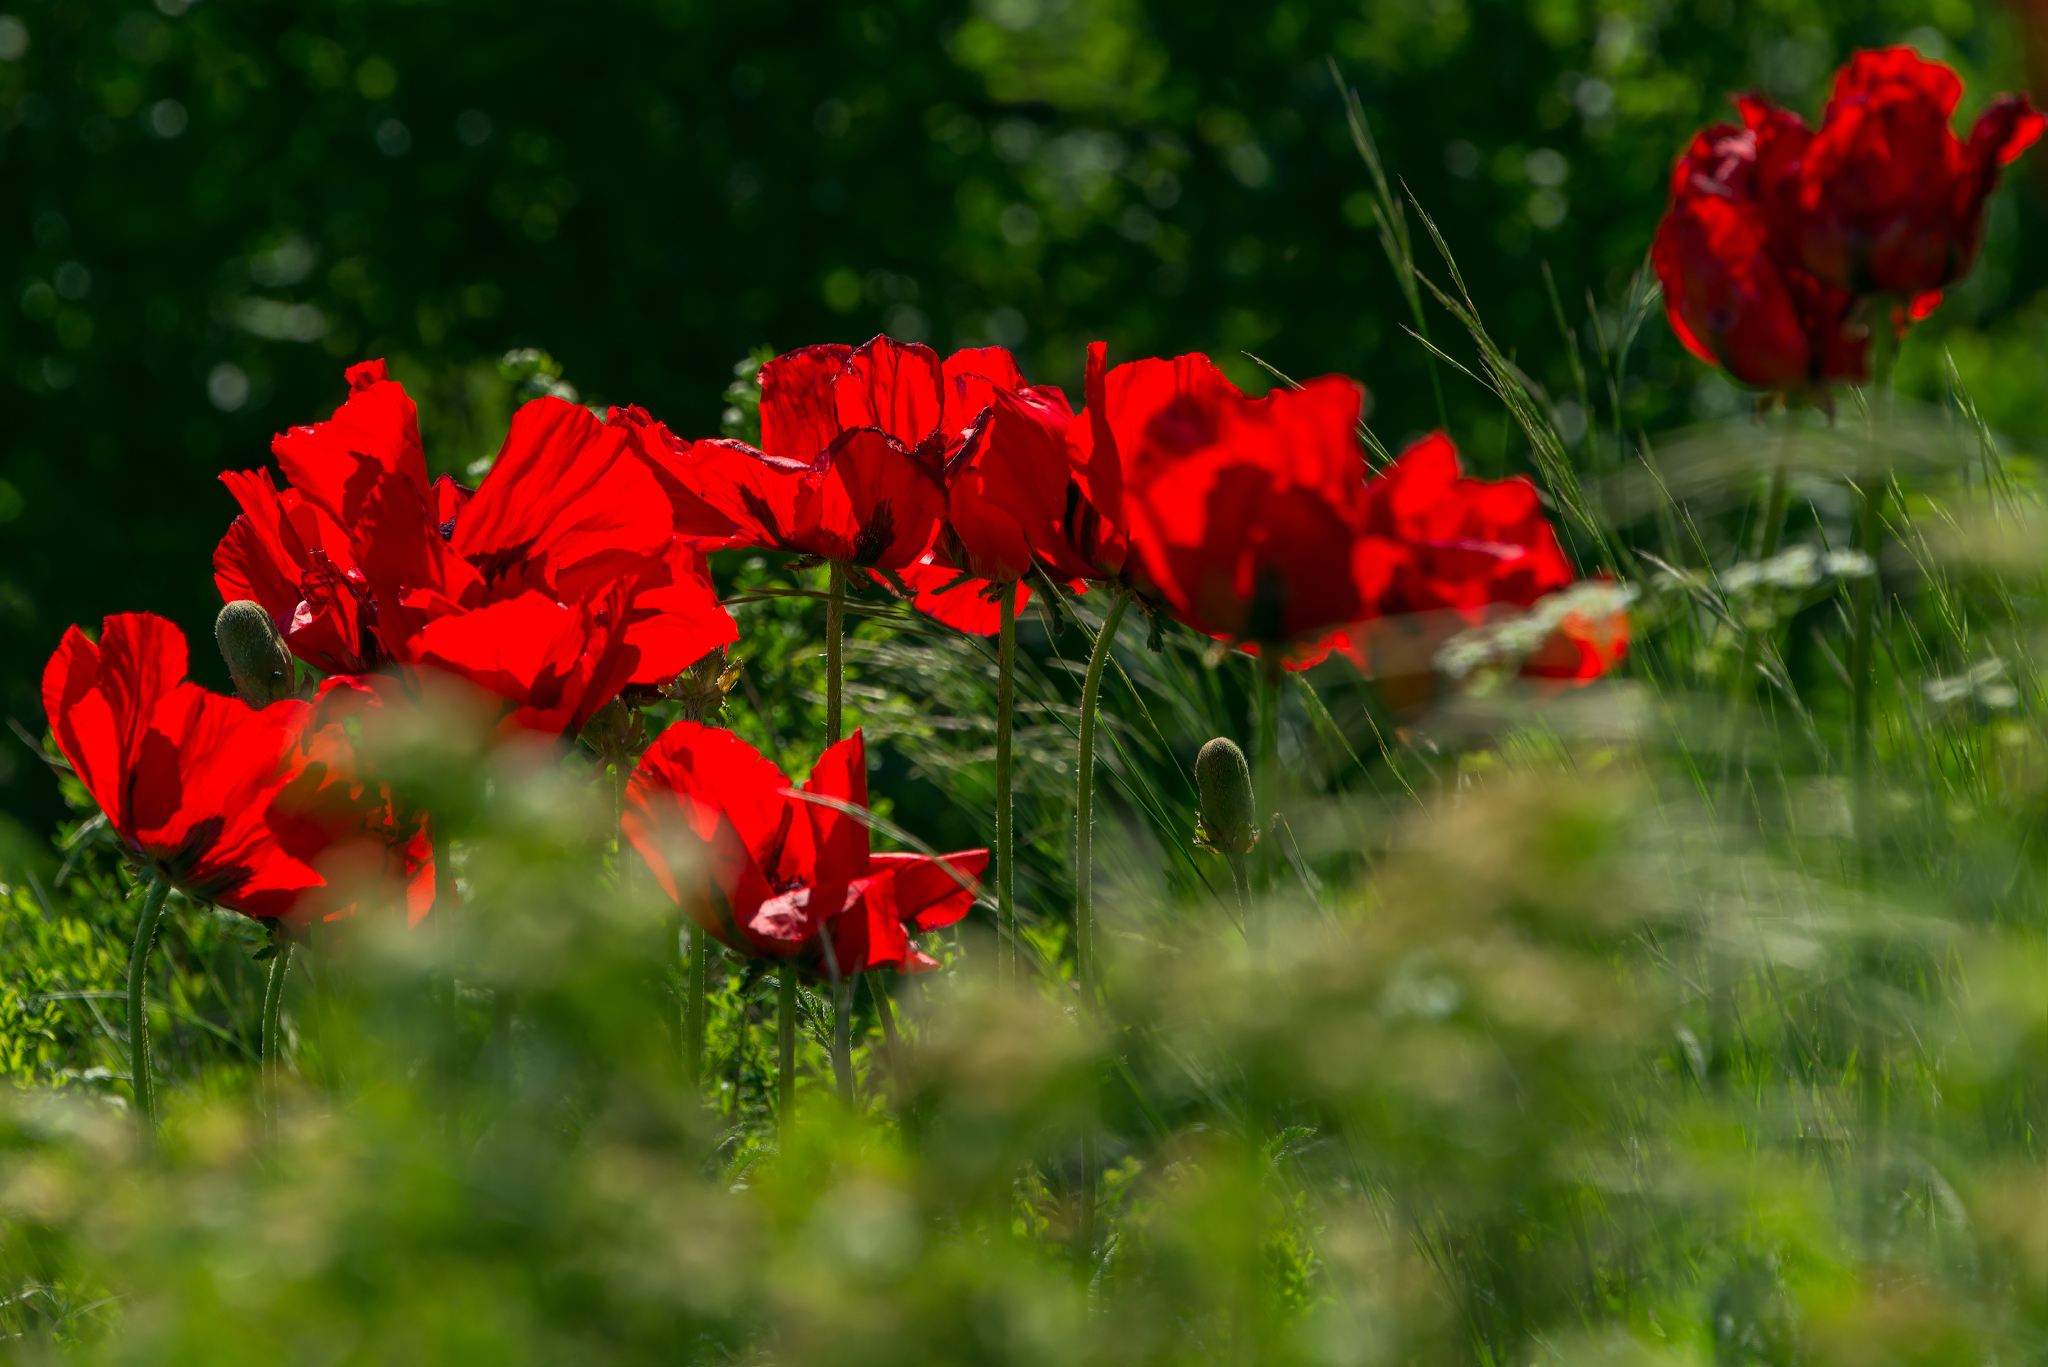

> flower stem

[
  {"left": 1073, "top": 588, "right": 1129, "bottom": 1292},
  {"left": 777, "top": 967, "right": 798, "bottom": 1149},
  {"left": 826, "top": 560, "right": 847, "bottom": 747},
  {"left": 127, "top": 874, "right": 170, "bottom": 1144},
  {"left": 870, "top": 974, "right": 900, "bottom": 1081},
  {"left": 832, "top": 974, "right": 857, "bottom": 1107},
  {"left": 1225, "top": 852, "right": 1252, "bottom": 930},
  {"left": 995, "top": 583, "right": 1018, "bottom": 985},
  {"left": 1251, "top": 652, "right": 1282, "bottom": 949},
  {"left": 261, "top": 937, "right": 294, "bottom": 1108},
  {"left": 821, "top": 929, "right": 854, "bottom": 1106},
  {"left": 685, "top": 923, "right": 708, "bottom": 1091},
  {"left": 1075, "top": 590, "right": 1132, "bottom": 1008}
]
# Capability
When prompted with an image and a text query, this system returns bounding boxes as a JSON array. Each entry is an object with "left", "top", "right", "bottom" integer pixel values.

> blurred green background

[{"left": 3, "top": 0, "right": 2043, "bottom": 833}]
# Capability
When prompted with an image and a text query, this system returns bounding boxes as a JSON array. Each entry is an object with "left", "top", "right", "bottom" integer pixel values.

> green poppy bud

[
  {"left": 214, "top": 601, "right": 295, "bottom": 708},
  {"left": 1195, "top": 736, "right": 1256, "bottom": 855}
]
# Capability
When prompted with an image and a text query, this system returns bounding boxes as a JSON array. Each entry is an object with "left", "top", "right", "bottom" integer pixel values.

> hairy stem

[
  {"left": 261, "top": 938, "right": 294, "bottom": 1107},
  {"left": 1075, "top": 590, "right": 1132, "bottom": 1007},
  {"left": 996, "top": 583, "right": 1017, "bottom": 986},
  {"left": 685, "top": 923, "right": 709, "bottom": 1091},
  {"left": 777, "top": 968, "right": 798, "bottom": 1148},
  {"left": 822, "top": 929, "right": 854, "bottom": 1106},
  {"left": 832, "top": 974, "right": 857, "bottom": 1106},
  {"left": 1225, "top": 852, "right": 1252, "bottom": 933},
  {"left": 826, "top": 560, "right": 847, "bottom": 747},
  {"left": 1252, "top": 652, "right": 1282, "bottom": 949},
  {"left": 127, "top": 874, "right": 170, "bottom": 1143}
]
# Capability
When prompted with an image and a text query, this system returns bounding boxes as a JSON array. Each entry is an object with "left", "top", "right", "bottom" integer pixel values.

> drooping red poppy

[
  {"left": 41, "top": 613, "right": 325, "bottom": 921},
  {"left": 1114, "top": 352, "right": 1382, "bottom": 654},
  {"left": 1746, "top": 47, "right": 2044, "bottom": 295},
  {"left": 266, "top": 674, "right": 442, "bottom": 925},
  {"left": 220, "top": 361, "right": 737, "bottom": 734},
  {"left": 1652, "top": 120, "right": 1870, "bottom": 391},
  {"left": 623, "top": 722, "right": 986, "bottom": 974}
]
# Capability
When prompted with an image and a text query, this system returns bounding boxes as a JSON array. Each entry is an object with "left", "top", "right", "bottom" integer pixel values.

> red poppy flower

[
  {"left": 679, "top": 336, "right": 1070, "bottom": 571},
  {"left": 1747, "top": 47, "right": 2045, "bottom": 295},
  {"left": 218, "top": 362, "right": 736, "bottom": 710},
  {"left": 214, "top": 360, "right": 429, "bottom": 673},
  {"left": 220, "top": 362, "right": 735, "bottom": 736},
  {"left": 41, "top": 613, "right": 324, "bottom": 920},
  {"left": 604, "top": 404, "right": 746, "bottom": 549},
  {"left": 679, "top": 433, "right": 946, "bottom": 570},
  {"left": 623, "top": 722, "right": 986, "bottom": 974},
  {"left": 942, "top": 383, "right": 1082, "bottom": 584},
  {"left": 760, "top": 337, "right": 1039, "bottom": 473},
  {"left": 1652, "top": 120, "right": 1870, "bottom": 391},
  {"left": 1115, "top": 353, "right": 1381, "bottom": 650},
  {"left": 266, "top": 675, "right": 442, "bottom": 925}
]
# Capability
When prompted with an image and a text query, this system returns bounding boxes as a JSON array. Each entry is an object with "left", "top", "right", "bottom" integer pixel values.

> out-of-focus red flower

[
  {"left": 1334, "top": 435, "right": 1630, "bottom": 699},
  {"left": 1746, "top": 47, "right": 2045, "bottom": 295},
  {"left": 1114, "top": 351, "right": 1380, "bottom": 651},
  {"left": 41, "top": 613, "right": 324, "bottom": 920},
  {"left": 868, "top": 552, "right": 1032, "bottom": 636},
  {"left": 624, "top": 723, "right": 985, "bottom": 974},
  {"left": 266, "top": 675, "right": 441, "bottom": 925},
  {"left": 219, "top": 362, "right": 736, "bottom": 733},
  {"left": 1652, "top": 121, "right": 1870, "bottom": 391}
]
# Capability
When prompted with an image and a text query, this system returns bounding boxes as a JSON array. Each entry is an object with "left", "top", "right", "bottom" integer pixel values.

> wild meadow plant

[{"left": 5, "top": 43, "right": 2048, "bottom": 1367}]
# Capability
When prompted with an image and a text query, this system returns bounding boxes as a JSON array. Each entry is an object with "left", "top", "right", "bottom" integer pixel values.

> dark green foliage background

[{"left": 2, "top": 0, "right": 2040, "bottom": 831}]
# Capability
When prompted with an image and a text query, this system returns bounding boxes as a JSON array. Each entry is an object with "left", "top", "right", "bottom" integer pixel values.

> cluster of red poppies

[
  {"left": 42, "top": 336, "right": 1619, "bottom": 972},
  {"left": 1653, "top": 47, "right": 2043, "bottom": 394}
]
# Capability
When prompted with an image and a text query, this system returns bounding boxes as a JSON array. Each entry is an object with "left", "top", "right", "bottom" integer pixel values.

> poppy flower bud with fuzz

[
  {"left": 215, "top": 600, "right": 295, "bottom": 707},
  {"left": 1195, "top": 736, "right": 1257, "bottom": 856}
]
